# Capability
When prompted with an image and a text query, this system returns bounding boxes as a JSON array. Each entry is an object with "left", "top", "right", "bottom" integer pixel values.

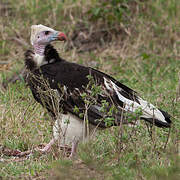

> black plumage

[{"left": 25, "top": 45, "right": 171, "bottom": 128}]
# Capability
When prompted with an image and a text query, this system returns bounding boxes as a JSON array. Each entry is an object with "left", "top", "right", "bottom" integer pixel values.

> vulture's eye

[{"left": 45, "top": 31, "right": 50, "bottom": 35}]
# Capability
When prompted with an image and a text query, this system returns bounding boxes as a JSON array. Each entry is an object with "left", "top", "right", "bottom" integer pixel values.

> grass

[{"left": 0, "top": 0, "right": 180, "bottom": 179}]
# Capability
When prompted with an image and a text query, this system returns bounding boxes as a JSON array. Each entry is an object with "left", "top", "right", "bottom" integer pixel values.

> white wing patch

[{"left": 103, "top": 77, "right": 166, "bottom": 123}]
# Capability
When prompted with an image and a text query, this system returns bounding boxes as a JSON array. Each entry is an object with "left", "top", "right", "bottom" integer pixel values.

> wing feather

[{"left": 28, "top": 59, "right": 170, "bottom": 128}]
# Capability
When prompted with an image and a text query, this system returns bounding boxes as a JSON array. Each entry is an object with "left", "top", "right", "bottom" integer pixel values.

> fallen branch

[
  {"left": 0, "top": 144, "right": 72, "bottom": 162},
  {"left": 0, "top": 60, "right": 12, "bottom": 64}
]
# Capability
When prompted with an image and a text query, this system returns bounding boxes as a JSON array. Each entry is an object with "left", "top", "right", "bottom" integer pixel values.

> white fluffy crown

[{"left": 30, "top": 24, "right": 55, "bottom": 45}]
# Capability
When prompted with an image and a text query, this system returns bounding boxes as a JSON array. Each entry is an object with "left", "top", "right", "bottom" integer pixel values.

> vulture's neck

[
  {"left": 25, "top": 44, "right": 61, "bottom": 71},
  {"left": 33, "top": 43, "right": 46, "bottom": 56},
  {"left": 44, "top": 44, "right": 61, "bottom": 62}
]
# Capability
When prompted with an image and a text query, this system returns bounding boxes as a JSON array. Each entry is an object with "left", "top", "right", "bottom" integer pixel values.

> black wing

[
  {"left": 25, "top": 45, "right": 171, "bottom": 128},
  {"left": 29, "top": 60, "right": 139, "bottom": 128},
  {"left": 27, "top": 56, "right": 171, "bottom": 128}
]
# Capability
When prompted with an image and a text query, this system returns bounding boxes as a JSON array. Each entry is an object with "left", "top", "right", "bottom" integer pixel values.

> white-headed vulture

[{"left": 24, "top": 25, "right": 171, "bottom": 157}]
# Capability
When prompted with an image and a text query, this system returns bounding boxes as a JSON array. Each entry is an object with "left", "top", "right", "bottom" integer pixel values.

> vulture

[{"left": 24, "top": 25, "right": 171, "bottom": 157}]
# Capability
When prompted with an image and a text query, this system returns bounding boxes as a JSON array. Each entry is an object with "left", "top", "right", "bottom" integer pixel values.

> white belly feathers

[{"left": 53, "top": 113, "right": 98, "bottom": 145}]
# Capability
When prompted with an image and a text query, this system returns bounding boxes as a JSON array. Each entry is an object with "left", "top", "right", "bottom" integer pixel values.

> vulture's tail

[
  {"left": 103, "top": 77, "right": 171, "bottom": 128},
  {"left": 140, "top": 109, "right": 171, "bottom": 128},
  {"left": 137, "top": 98, "right": 171, "bottom": 128}
]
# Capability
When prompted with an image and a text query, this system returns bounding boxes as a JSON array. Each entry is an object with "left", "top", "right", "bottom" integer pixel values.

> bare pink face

[
  {"left": 33, "top": 30, "right": 67, "bottom": 46},
  {"left": 30, "top": 25, "right": 67, "bottom": 56}
]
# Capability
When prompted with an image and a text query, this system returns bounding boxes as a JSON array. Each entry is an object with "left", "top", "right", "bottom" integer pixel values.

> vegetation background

[{"left": 0, "top": 0, "right": 179, "bottom": 179}]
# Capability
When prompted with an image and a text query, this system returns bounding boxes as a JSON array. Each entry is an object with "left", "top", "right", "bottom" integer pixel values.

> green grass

[{"left": 0, "top": 0, "right": 179, "bottom": 179}]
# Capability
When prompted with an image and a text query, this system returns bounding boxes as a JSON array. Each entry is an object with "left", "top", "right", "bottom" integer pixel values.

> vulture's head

[
  {"left": 26, "top": 24, "right": 67, "bottom": 68},
  {"left": 31, "top": 24, "right": 67, "bottom": 46}
]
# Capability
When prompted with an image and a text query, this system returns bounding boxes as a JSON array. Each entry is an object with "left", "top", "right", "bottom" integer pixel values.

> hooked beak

[
  {"left": 58, "top": 32, "right": 67, "bottom": 41},
  {"left": 49, "top": 31, "right": 67, "bottom": 42}
]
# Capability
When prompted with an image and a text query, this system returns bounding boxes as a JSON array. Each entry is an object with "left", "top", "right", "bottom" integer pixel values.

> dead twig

[
  {"left": 163, "top": 127, "right": 171, "bottom": 150},
  {"left": 0, "top": 60, "right": 12, "bottom": 64},
  {"left": 0, "top": 157, "right": 29, "bottom": 163},
  {"left": 175, "top": 72, "right": 180, "bottom": 102},
  {"left": 0, "top": 144, "right": 72, "bottom": 162},
  {"left": 10, "top": 37, "right": 29, "bottom": 49}
]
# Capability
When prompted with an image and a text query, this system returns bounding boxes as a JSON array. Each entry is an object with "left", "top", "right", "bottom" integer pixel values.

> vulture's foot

[
  {"left": 36, "top": 138, "right": 55, "bottom": 153},
  {"left": 69, "top": 139, "right": 79, "bottom": 159}
]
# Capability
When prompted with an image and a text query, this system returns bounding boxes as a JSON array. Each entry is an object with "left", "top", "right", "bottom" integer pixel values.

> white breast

[
  {"left": 53, "top": 113, "right": 98, "bottom": 145},
  {"left": 34, "top": 54, "right": 47, "bottom": 66}
]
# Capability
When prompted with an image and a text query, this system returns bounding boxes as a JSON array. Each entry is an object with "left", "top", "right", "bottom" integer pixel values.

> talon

[
  {"left": 35, "top": 138, "right": 55, "bottom": 154},
  {"left": 36, "top": 147, "right": 51, "bottom": 153}
]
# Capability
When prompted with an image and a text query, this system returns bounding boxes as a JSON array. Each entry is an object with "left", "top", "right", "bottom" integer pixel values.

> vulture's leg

[
  {"left": 38, "top": 118, "right": 63, "bottom": 153},
  {"left": 37, "top": 118, "right": 61, "bottom": 153},
  {"left": 69, "top": 138, "right": 79, "bottom": 158},
  {"left": 38, "top": 138, "right": 56, "bottom": 153}
]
